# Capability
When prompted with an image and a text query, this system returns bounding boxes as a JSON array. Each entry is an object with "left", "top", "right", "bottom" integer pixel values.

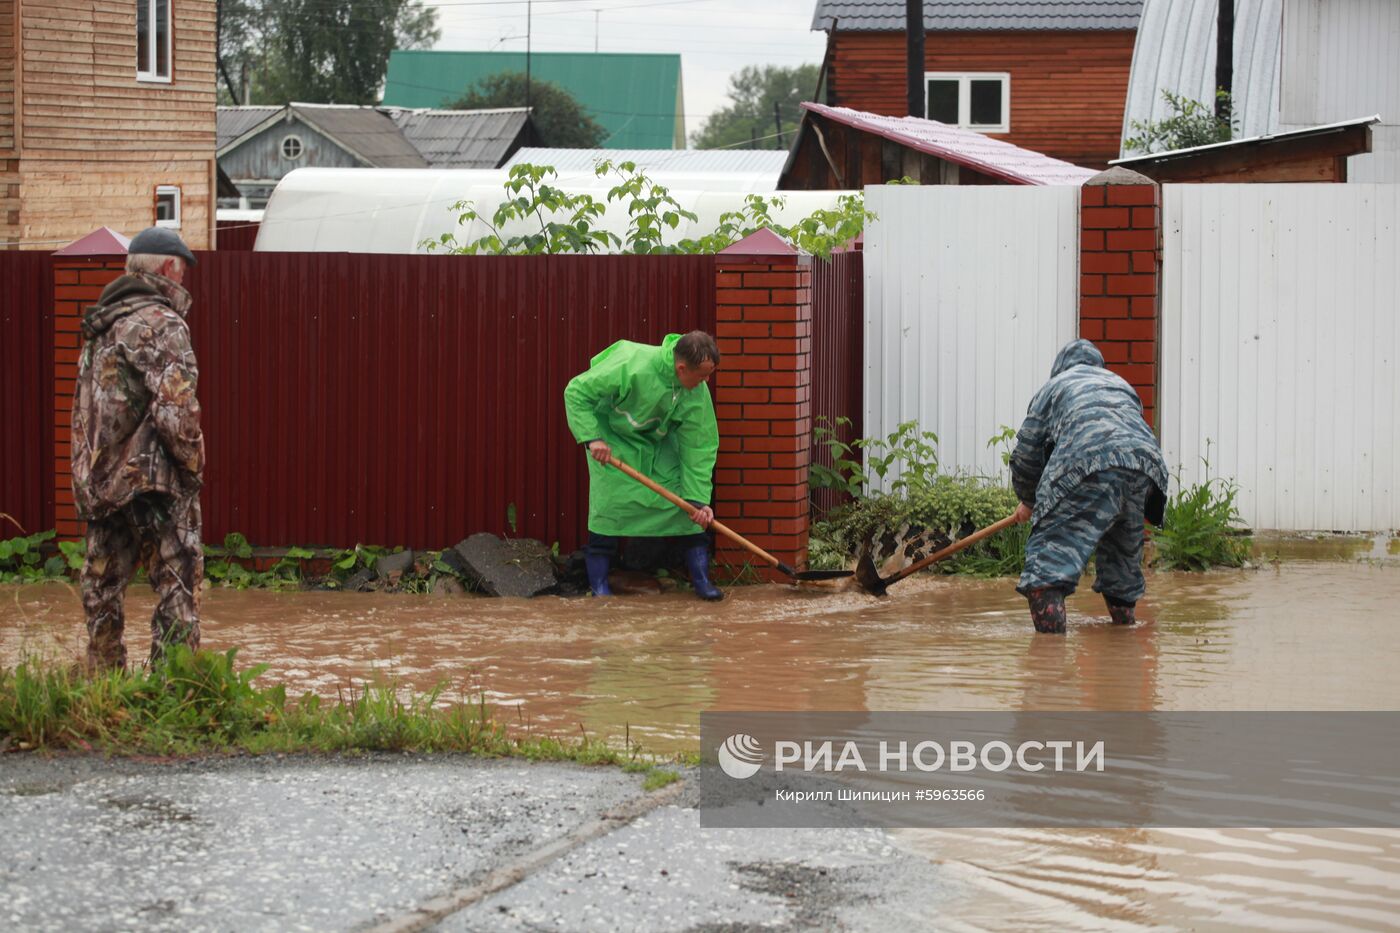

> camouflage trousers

[
  {"left": 1017, "top": 468, "right": 1152, "bottom": 603},
  {"left": 82, "top": 493, "right": 203, "bottom": 670}
]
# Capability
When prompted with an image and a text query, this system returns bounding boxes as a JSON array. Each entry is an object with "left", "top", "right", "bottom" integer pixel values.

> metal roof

[
  {"left": 1112, "top": 114, "right": 1380, "bottom": 165},
  {"left": 812, "top": 1, "right": 1143, "bottom": 31},
  {"left": 388, "top": 107, "right": 529, "bottom": 168},
  {"left": 289, "top": 104, "right": 428, "bottom": 168},
  {"left": 216, "top": 106, "right": 282, "bottom": 150},
  {"left": 797, "top": 103, "right": 1099, "bottom": 185},
  {"left": 503, "top": 147, "right": 789, "bottom": 175},
  {"left": 382, "top": 50, "right": 684, "bottom": 149},
  {"left": 1121, "top": 0, "right": 1283, "bottom": 156}
]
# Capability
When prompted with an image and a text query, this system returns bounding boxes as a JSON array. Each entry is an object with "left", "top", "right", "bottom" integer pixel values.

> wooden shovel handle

[
  {"left": 885, "top": 514, "right": 1022, "bottom": 586},
  {"left": 605, "top": 454, "right": 786, "bottom": 571}
]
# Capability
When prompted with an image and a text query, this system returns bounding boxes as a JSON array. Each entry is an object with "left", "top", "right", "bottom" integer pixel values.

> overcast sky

[{"left": 422, "top": 0, "right": 829, "bottom": 145}]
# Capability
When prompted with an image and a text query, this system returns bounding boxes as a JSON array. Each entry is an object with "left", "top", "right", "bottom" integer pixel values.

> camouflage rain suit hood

[
  {"left": 1011, "top": 339, "right": 1168, "bottom": 526},
  {"left": 71, "top": 272, "right": 204, "bottom": 520}
]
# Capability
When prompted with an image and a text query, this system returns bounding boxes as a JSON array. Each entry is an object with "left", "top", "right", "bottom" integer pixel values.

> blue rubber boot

[
  {"left": 585, "top": 553, "right": 613, "bottom": 596},
  {"left": 684, "top": 544, "right": 724, "bottom": 601},
  {"left": 585, "top": 533, "right": 616, "bottom": 597}
]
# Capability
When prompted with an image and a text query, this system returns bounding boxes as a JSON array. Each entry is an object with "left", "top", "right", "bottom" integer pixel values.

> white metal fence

[
  {"left": 862, "top": 185, "right": 1081, "bottom": 484},
  {"left": 1160, "top": 184, "right": 1400, "bottom": 531}
]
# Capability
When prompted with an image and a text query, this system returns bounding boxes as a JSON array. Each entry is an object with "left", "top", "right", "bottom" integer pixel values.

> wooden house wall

[
  {"left": 221, "top": 117, "right": 363, "bottom": 185},
  {"left": 13, "top": 0, "right": 216, "bottom": 249},
  {"left": 1, "top": 0, "right": 17, "bottom": 246},
  {"left": 827, "top": 30, "right": 1136, "bottom": 169}
]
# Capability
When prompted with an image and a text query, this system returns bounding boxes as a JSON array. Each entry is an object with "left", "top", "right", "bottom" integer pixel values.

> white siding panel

[
  {"left": 862, "top": 185, "right": 1080, "bottom": 486},
  {"left": 1161, "top": 184, "right": 1400, "bottom": 531}
]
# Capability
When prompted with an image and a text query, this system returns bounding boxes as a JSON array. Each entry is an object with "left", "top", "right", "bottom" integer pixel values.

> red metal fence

[
  {"left": 809, "top": 249, "right": 864, "bottom": 514},
  {"left": 184, "top": 252, "right": 716, "bottom": 552},
  {"left": 0, "top": 252, "right": 54, "bottom": 536}
]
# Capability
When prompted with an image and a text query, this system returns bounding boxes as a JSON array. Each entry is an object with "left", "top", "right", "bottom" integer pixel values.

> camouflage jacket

[
  {"left": 71, "top": 272, "right": 204, "bottom": 520},
  {"left": 1011, "top": 340, "right": 1168, "bottom": 526}
]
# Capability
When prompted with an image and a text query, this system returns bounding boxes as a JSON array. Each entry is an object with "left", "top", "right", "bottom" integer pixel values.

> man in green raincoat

[{"left": 564, "top": 331, "right": 722, "bottom": 600}]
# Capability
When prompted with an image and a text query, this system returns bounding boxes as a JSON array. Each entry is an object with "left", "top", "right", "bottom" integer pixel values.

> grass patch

[{"left": 0, "top": 648, "right": 683, "bottom": 788}]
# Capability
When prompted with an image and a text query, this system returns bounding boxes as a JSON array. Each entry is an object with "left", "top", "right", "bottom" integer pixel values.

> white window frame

[
  {"left": 155, "top": 185, "right": 181, "bottom": 228},
  {"left": 136, "top": 0, "right": 174, "bottom": 84},
  {"left": 280, "top": 134, "right": 305, "bottom": 161},
  {"left": 924, "top": 72, "right": 1011, "bottom": 133}
]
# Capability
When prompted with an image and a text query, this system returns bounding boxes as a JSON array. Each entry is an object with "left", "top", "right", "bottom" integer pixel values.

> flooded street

[{"left": 4, "top": 552, "right": 1399, "bottom": 929}]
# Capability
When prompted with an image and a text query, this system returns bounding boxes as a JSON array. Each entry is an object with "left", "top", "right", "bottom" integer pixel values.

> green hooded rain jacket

[{"left": 564, "top": 334, "right": 719, "bottom": 537}]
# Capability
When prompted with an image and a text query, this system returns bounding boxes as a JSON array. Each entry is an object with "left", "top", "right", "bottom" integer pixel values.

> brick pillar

[
  {"left": 711, "top": 229, "right": 813, "bottom": 581},
  {"left": 1079, "top": 167, "right": 1160, "bottom": 427},
  {"left": 53, "top": 257, "right": 127, "bottom": 540}
]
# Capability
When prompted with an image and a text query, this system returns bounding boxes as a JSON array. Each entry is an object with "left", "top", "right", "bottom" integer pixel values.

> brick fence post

[
  {"left": 712, "top": 229, "right": 813, "bottom": 581},
  {"left": 52, "top": 231, "right": 130, "bottom": 539},
  {"left": 1079, "top": 167, "right": 1160, "bottom": 428}
]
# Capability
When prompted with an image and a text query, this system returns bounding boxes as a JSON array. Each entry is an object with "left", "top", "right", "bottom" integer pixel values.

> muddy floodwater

[{"left": 4, "top": 547, "right": 1399, "bottom": 930}]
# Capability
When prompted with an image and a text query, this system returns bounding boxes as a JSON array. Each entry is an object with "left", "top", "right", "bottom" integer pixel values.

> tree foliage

[
  {"left": 1125, "top": 90, "right": 1236, "bottom": 155},
  {"left": 449, "top": 73, "right": 607, "bottom": 149},
  {"left": 423, "top": 162, "right": 874, "bottom": 259},
  {"left": 690, "top": 64, "right": 820, "bottom": 150},
  {"left": 218, "top": 0, "right": 440, "bottom": 105}
]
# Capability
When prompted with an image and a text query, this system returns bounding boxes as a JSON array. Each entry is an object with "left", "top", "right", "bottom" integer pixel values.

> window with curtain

[{"left": 137, "top": 0, "right": 172, "bottom": 82}]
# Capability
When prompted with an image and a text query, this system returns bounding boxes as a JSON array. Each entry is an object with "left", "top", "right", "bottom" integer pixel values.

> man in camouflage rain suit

[
  {"left": 1009, "top": 339, "right": 1168, "bottom": 634},
  {"left": 72, "top": 227, "right": 205, "bottom": 669}
]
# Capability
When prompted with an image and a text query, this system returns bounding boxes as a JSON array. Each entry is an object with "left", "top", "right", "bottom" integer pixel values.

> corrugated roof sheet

[
  {"left": 1112, "top": 114, "right": 1379, "bottom": 165},
  {"left": 812, "top": 1, "right": 1143, "bottom": 31},
  {"left": 389, "top": 107, "right": 529, "bottom": 168},
  {"left": 217, "top": 106, "right": 282, "bottom": 150},
  {"left": 503, "top": 147, "right": 790, "bottom": 175},
  {"left": 290, "top": 104, "right": 428, "bottom": 168},
  {"left": 1121, "top": 0, "right": 1282, "bottom": 156},
  {"left": 382, "top": 51, "right": 683, "bottom": 149},
  {"left": 800, "top": 103, "right": 1098, "bottom": 185}
]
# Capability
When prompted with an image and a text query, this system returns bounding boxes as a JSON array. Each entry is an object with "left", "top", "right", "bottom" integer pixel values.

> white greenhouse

[{"left": 252, "top": 168, "right": 852, "bottom": 254}]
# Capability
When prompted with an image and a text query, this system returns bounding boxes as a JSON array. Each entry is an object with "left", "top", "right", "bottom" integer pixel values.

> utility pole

[
  {"left": 1215, "top": 0, "right": 1234, "bottom": 128},
  {"left": 906, "top": 0, "right": 925, "bottom": 117},
  {"left": 774, "top": 101, "right": 785, "bottom": 149},
  {"left": 525, "top": 0, "right": 533, "bottom": 113},
  {"left": 594, "top": 9, "right": 601, "bottom": 53}
]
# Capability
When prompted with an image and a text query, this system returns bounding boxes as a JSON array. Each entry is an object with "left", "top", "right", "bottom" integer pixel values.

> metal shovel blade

[{"left": 853, "top": 552, "right": 890, "bottom": 597}]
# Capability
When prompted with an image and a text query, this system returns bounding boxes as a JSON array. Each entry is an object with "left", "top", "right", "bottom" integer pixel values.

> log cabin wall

[
  {"left": 1, "top": 0, "right": 17, "bottom": 246},
  {"left": 827, "top": 30, "right": 1136, "bottom": 169},
  {"left": 7, "top": 0, "right": 215, "bottom": 249}
]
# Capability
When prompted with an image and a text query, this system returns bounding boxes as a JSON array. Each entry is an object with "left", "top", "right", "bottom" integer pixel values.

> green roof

[{"left": 382, "top": 51, "right": 684, "bottom": 150}]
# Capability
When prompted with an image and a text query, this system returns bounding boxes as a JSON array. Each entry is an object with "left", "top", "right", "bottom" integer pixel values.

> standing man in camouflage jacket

[
  {"left": 72, "top": 228, "right": 205, "bottom": 669},
  {"left": 1009, "top": 340, "right": 1168, "bottom": 634}
]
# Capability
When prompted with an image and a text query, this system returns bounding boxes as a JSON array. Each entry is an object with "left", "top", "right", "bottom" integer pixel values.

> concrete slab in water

[{"left": 452, "top": 534, "right": 558, "bottom": 598}]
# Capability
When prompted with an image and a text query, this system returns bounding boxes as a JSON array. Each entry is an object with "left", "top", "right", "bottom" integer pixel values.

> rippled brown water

[{"left": 4, "top": 553, "right": 1398, "bottom": 929}]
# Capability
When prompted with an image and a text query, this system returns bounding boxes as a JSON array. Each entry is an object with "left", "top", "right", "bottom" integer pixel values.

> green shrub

[{"left": 1152, "top": 472, "right": 1252, "bottom": 571}]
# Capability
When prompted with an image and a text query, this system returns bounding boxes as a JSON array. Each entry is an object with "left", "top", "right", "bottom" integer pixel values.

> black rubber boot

[
  {"left": 683, "top": 544, "right": 724, "bottom": 601},
  {"left": 1104, "top": 594, "right": 1137, "bottom": 626},
  {"left": 1027, "top": 586, "right": 1067, "bottom": 634}
]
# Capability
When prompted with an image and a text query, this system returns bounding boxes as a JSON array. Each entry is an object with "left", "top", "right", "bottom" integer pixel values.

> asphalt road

[{"left": 0, "top": 754, "right": 943, "bottom": 932}]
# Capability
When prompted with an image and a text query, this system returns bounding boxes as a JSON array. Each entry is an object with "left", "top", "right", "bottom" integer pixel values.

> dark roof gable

[{"left": 812, "top": 1, "right": 1143, "bottom": 31}]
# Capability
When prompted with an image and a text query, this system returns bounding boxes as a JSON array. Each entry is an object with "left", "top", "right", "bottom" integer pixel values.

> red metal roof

[
  {"left": 53, "top": 226, "right": 131, "bottom": 256},
  {"left": 801, "top": 103, "right": 1098, "bottom": 187}
]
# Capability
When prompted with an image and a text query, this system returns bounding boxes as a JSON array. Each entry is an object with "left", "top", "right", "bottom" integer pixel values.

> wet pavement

[
  {"left": 3, "top": 541, "right": 1399, "bottom": 929},
  {"left": 0, "top": 754, "right": 944, "bottom": 933}
]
